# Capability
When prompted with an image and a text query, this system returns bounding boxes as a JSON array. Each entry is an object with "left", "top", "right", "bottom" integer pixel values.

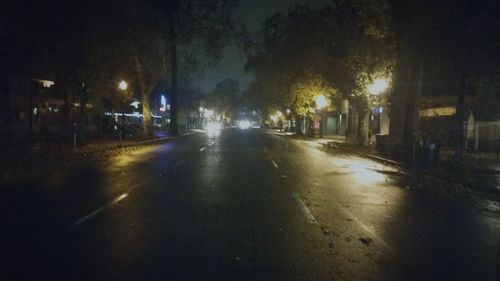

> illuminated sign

[
  {"left": 34, "top": 79, "right": 55, "bottom": 88},
  {"left": 419, "top": 107, "right": 456, "bottom": 117},
  {"left": 160, "top": 95, "right": 167, "bottom": 112}
]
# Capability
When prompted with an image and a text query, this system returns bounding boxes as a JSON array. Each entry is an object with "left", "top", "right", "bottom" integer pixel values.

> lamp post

[
  {"left": 315, "top": 95, "right": 328, "bottom": 138},
  {"left": 118, "top": 80, "right": 128, "bottom": 146},
  {"left": 367, "top": 78, "right": 388, "bottom": 144}
]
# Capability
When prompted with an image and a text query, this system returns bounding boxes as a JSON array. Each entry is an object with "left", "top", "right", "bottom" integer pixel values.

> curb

[
  {"left": 281, "top": 133, "right": 499, "bottom": 200},
  {"left": 365, "top": 154, "right": 401, "bottom": 166},
  {"left": 135, "top": 136, "right": 172, "bottom": 145}
]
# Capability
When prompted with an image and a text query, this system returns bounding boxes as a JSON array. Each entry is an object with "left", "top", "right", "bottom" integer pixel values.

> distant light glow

[
  {"left": 205, "top": 109, "right": 214, "bottom": 118},
  {"left": 315, "top": 95, "right": 328, "bottom": 110},
  {"left": 368, "top": 78, "right": 388, "bottom": 95},
  {"left": 104, "top": 112, "right": 162, "bottom": 119},
  {"left": 206, "top": 121, "right": 221, "bottom": 137},
  {"left": 34, "top": 79, "right": 55, "bottom": 88},
  {"left": 119, "top": 80, "right": 128, "bottom": 91},
  {"left": 238, "top": 120, "right": 251, "bottom": 129},
  {"left": 130, "top": 101, "right": 140, "bottom": 109},
  {"left": 199, "top": 106, "right": 204, "bottom": 112},
  {"left": 270, "top": 111, "right": 283, "bottom": 122}
]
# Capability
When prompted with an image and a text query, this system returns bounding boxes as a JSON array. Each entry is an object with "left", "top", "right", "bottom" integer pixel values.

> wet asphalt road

[{"left": 1, "top": 128, "right": 499, "bottom": 280}]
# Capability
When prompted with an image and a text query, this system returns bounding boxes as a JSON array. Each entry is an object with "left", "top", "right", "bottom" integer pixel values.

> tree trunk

[
  {"left": 455, "top": 72, "right": 466, "bottom": 160},
  {"left": 357, "top": 111, "right": 366, "bottom": 145},
  {"left": 142, "top": 88, "right": 153, "bottom": 139},
  {"left": 409, "top": 59, "right": 423, "bottom": 163},
  {"left": 295, "top": 116, "right": 302, "bottom": 135},
  {"left": 79, "top": 101, "right": 87, "bottom": 143},
  {"left": 390, "top": 53, "right": 421, "bottom": 160},
  {"left": 133, "top": 52, "right": 153, "bottom": 139},
  {"left": 169, "top": 17, "right": 179, "bottom": 136}
]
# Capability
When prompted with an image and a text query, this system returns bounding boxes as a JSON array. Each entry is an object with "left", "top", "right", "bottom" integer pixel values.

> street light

[
  {"left": 368, "top": 78, "right": 387, "bottom": 96},
  {"left": 315, "top": 95, "right": 328, "bottom": 110},
  {"left": 118, "top": 80, "right": 128, "bottom": 146},
  {"left": 367, "top": 78, "right": 388, "bottom": 144},
  {"left": 315, "top": 95, "right": 328, "bottom": 138},
  {"left": 119, "top": 80, "right": 128, "bottom": 91}
]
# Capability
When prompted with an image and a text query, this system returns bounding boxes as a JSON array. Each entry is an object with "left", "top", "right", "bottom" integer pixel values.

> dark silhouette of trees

[
  {"left": 207, "top": 78, "right": 240, "bottom": 123},
  {"left": 388, "top": 0, "right": 500, "bottom": 160}
]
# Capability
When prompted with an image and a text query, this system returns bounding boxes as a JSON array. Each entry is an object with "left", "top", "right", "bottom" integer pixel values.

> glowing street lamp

[
  {"left": 315, "top": 95, "right": 328, "bottom": 110},
  {"left": 119, "top": 80, "right": 128, "bottom": 91},
  {"left": 368, "top": 78, "right": 388, "bottom": 95},
  {"left": 118, "top": 80, "right": 128, "bottom": 146},
  {"left": 315, "top": 95, "right": 328, "bottom": 138},
  {"left": 367, "top": 78, "right": 388, "bottom": 143}
]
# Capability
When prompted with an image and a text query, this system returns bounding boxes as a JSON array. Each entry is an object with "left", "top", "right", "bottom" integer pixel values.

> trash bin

[{"left": 375, "top": 134, "right": 390, "bottom": 156}]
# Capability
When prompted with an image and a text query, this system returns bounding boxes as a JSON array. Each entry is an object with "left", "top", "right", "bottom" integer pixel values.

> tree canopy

[{"left": 245, "top": 2, "right": 392, "bottom": 118}]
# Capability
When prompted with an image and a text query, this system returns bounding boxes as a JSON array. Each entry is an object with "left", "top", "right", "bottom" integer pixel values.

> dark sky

[{"left": 196, "top": 0, "right": 331, "bottom": 93}]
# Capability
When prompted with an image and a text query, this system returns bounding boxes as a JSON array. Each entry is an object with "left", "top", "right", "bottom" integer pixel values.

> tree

[
  {"left": 151, "top": 0, "right": 240, "bottom": 135},
  {"left": 207, "top": 78, "right": 240, "bottom": 123},
  {"left": 245, "top": 2, "right": 392, "bottom": 135},
  {"left": 124, "top": 1, "right": 168, "bottom": 139},
  {"left": 388, "top": 0, "right": 499, "bottom": 160},
  {"left": 440, "top": 0, "right": 499, "bottom": 159},
  {"left": 177, "top": 75, "right": 203, "bottom": 131}
]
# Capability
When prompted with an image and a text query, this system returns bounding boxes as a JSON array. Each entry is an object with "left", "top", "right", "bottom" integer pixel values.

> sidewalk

[
  {"left": 314, "top": 134, "right": 500, "bottom": 174},
  {"left": 0, "top": 130, "right": 181, "bottom": 185},
  {"left": 276, "top": 130, "right": 500, "bottom": 199}
]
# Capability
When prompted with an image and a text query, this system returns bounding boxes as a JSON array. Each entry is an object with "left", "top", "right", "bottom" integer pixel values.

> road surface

[{"left": 1, "top": 128, "right": 498, "bottom": 280}]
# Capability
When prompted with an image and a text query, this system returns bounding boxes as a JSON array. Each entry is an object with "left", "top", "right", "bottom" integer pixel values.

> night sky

[{"left": 197, "top": 0, "right": 331, "bottom": 93}]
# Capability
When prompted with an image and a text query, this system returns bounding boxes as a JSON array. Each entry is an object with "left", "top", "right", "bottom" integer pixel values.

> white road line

[
  {"left": 73, "top": 193, "right": 128, "bottom": 226},
  {"left": 292, "top": 192, "right": 318, "bottom": 224},
  {"left": 200, "top": 147, "right": 207, "bottom": 152},
  {"left": 328, "top": 196, "right": 394, "bottom": 254},
  {"left": 171, "top": 160, "right": 186, "bottom": 169},
  {"left": 271, "top": 160, "right": 279, "bottom": 168}
]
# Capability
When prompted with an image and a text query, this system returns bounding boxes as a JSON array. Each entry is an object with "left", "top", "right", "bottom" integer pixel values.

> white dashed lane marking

[{"left": 292, "top": 192, "right": 317, "bottom": 224}]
